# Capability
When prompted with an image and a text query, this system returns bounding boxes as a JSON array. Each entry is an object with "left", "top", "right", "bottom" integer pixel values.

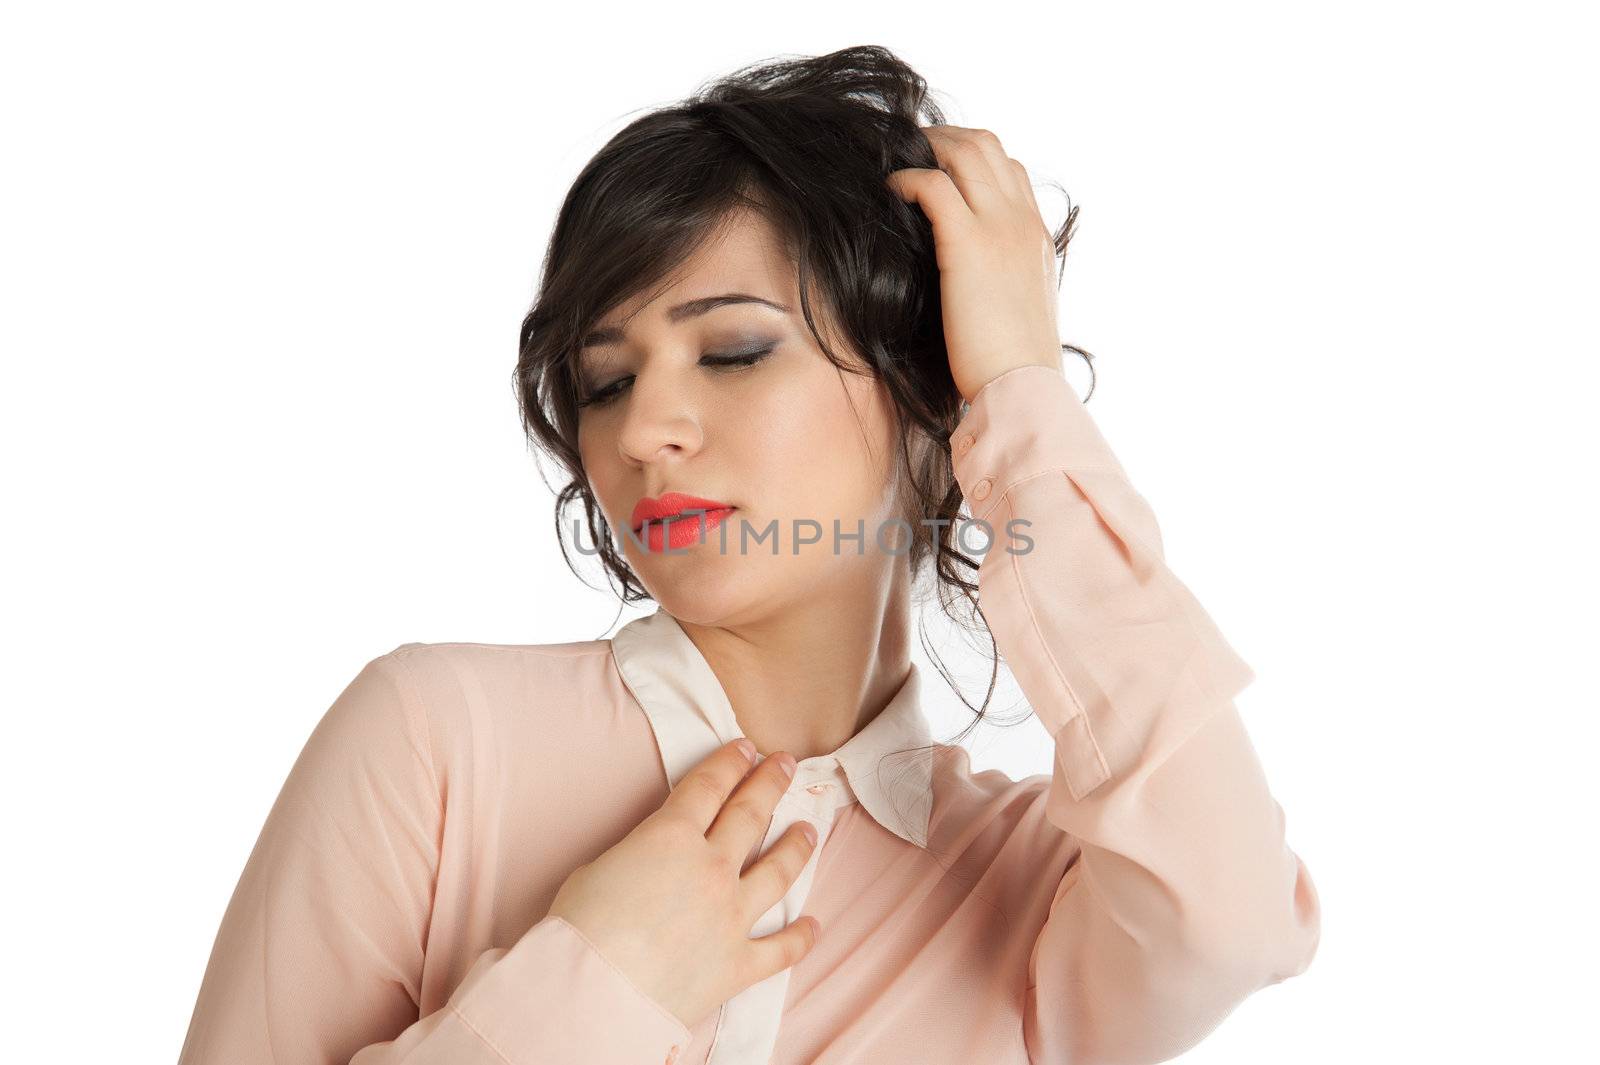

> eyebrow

[{"left": 579, "top": 293, "right": 791, "bottom": 350}]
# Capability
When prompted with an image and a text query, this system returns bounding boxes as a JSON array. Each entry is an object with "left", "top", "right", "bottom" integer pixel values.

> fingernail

[
  {"left": 799, "top": 821, "right": 818, "bottom": 845},
  {"left": 736, "top": 738, "right": 757, "bottom": 763},
  {"left": 777, "top": 753, "right": 797, "bottom": 780}
]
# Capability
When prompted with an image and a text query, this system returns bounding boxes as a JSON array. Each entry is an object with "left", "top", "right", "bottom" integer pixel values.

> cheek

[
  {"left": 575, "top": 433, "right": 623, "bottom": 527},
  {"left": 731, "top": 386, "right": 819, "bottom": 497},
  {"left": 575, "top": 423, "right": 598, "bottom": 472},
  {"left": 741, "top": 381, "right": 893, "bottom": 525}
]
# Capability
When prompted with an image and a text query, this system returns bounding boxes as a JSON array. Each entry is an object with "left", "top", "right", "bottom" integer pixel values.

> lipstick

[{"left": 629, "top": 492, "right": 736, "bottom": 553}]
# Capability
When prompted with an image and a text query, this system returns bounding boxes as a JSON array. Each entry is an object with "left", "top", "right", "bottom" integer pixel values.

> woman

[{"left": 178, "top": 45, "right": 1320, "bottom": 1064}]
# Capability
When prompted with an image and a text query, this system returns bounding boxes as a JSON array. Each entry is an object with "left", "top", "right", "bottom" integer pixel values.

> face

[{"left": 575, "top": 208, "right": 908, "bottom": 628}]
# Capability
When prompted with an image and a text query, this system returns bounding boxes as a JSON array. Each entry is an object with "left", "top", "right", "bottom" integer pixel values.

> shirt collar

[{"left": 610, "top": 607, "right": 934, "bottom": 849}]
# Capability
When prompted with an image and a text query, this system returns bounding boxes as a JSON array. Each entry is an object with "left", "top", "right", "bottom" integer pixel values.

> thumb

[{"left": 746, "top": 915, "right": 820, "bottom": 982}]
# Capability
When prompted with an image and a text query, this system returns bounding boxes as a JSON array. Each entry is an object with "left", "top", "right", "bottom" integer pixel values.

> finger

[
  {"left": 885, "top": 167, "right": 974, "bottom": 247},
  {"left": 662, "top": 738, "right": 760, "bottom": 833},
  {"left": 705, "top": 749, "right": 794, "bottom": 863},
  {"left": 1007, "top": 157, "right": 1047, "bottom": 228},
  {"left": 920, "top": 125, "right": 1008, "bottom": 212},
  {"left": 928, "top": 126, "right": 1043, "bottom": 228},
  {"left": 738, "top": 820, "right": 819, "bottom": 924},
  {"left": 742, "top": 914, "right": 820, "bottom": 986}
]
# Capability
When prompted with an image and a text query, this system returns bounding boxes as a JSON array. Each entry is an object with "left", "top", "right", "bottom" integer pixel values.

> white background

[{"left": 4, "top": 2, "right": 1596, "bottom": 1061}]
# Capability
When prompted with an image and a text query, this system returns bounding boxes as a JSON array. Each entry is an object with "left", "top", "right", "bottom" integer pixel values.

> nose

[{"left": 615, "top": 368, "right": 705, "bottom": 468}]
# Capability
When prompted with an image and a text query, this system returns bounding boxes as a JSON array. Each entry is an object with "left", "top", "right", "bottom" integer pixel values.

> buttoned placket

[{"left": 701, "top": 755, "right": 855, "bottom": 1063}]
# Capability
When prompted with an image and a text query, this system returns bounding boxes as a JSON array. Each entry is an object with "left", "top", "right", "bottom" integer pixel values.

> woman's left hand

[{"left": 886, "top": 125, "right": 1064, "bottom": 405}]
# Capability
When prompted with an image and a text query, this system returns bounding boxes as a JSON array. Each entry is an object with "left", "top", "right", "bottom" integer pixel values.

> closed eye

[{"left": 577, "top": 343, "right": 777, "bottom": 409}]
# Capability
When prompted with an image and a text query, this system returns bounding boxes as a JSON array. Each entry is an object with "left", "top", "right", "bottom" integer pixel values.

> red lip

[{"left": 630, "top": 492, "right": 736, "bottom": 533}]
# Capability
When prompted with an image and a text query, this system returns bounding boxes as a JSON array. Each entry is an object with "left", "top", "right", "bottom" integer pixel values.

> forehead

[{"left": 595, "top": 208, "right": 797, "bottom": 332}]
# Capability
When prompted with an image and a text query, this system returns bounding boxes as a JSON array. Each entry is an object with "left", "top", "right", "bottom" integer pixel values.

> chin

[
  {"left": 642, "top": 560, "right": 796, "bottom": 630},
  {"left": 639, "top": 566, "right": 751, "bottom": 627}
]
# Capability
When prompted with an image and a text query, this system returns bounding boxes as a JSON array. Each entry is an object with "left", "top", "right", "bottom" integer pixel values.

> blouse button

[
  {"left": 665, "top": 1046, "right": 680, "bottom": 1064},
  {"left": 973, "top": 477, "right": 992, "bottom": 501},
  {"left": 956, "top": 433, "right": 975, "bottom": 455}
]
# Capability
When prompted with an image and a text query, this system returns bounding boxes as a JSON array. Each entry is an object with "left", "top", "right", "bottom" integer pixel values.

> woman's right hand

[{"left": 545, "top": 738, "right": 821, "bottom": 1031}]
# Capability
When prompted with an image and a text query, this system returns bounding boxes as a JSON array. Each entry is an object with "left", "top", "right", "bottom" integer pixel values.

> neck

[{"left": 676, "top": 565, "right": 916, "bottom": 763}]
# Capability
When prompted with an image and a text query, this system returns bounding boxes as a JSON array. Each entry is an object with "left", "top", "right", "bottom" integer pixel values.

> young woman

[{"left": 178, "top": 45, "right": 1320, "bottom": 1065}]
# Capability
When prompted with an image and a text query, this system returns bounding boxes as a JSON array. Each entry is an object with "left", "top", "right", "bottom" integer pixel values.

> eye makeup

[{"left": 577, "top": 340, "right": 779, "bottom": 409}]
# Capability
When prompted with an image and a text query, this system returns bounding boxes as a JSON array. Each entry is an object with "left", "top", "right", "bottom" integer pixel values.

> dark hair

[{"left": 513, "top": 45, "right": 1095, "bottom": 843}]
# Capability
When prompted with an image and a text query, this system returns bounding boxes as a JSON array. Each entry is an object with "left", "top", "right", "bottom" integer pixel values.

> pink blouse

[{"left": 177, "top": 363, "right": 1320, "bottom": 1064}]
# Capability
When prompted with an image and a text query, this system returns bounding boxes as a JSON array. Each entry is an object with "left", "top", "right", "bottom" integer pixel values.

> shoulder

[
  {"left": 928, "top": 742, "right": 1065, "bottom": 847},
  {"left": 360, "top": 635, "right": 632, "bottom": 760},
  {"left": 925, "top": 743, "right": 1081, "bottom": 916},
  {"left": 372, "top": 636, "right": 617, "bottom": 717},
  {"left": 379, "top": 635, "right": 613, "bottom": 683},
  {"left": 929, "top": 742, "right": 1049, "bottom": 810}
]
